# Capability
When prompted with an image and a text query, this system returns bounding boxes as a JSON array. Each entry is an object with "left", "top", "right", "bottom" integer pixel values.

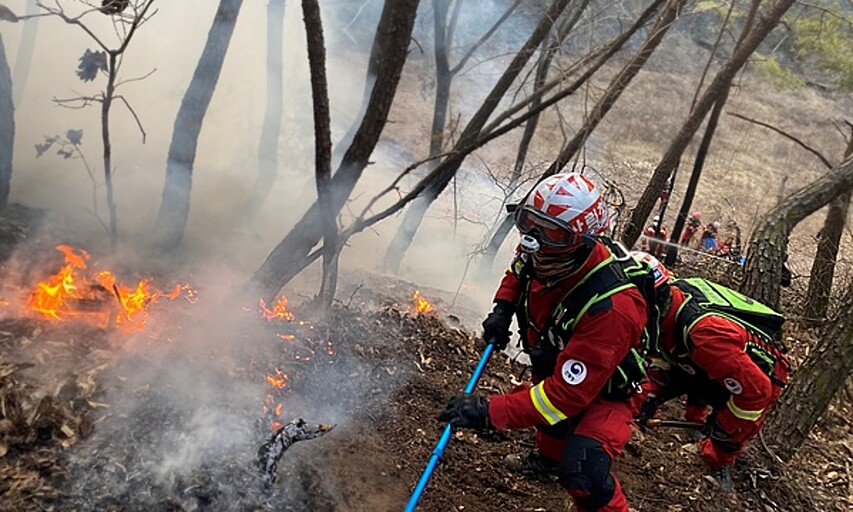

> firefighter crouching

[
  {"left": 634, "top": 268, "right": 790, "bottom": 481},
  {"left": 439, "top": 173, "right": 661, "bottom": 512}
]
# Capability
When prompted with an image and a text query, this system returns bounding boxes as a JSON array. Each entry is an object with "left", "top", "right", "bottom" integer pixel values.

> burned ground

[{"left": 0, "top": 210, "right": 851, "bottom": 511}]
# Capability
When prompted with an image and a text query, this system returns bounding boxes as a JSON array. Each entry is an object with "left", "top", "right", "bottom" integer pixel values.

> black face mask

[{"left": 531, "top": 237, "right": 594, "bottom": 283}]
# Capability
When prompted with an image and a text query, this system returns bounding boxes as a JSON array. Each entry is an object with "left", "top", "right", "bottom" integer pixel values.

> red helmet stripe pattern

[{"left": 524, "top": 173, "right": 609, "bottom": 237}]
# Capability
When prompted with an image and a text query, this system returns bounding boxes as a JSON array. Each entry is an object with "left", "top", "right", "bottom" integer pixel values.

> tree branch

[
  {"left": 727, "top": 111, "right": 834, "bottom": 169},
  {"left": 114, "top": 95, "right": 146, "bottom": 143},
  {"left": 450, "top": 0, "right": 521, "bottom": 76}
]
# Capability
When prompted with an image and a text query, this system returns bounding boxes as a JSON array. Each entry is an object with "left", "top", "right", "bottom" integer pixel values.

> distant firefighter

[{"left": 100, "top": 0, "right": 130, "bottom": 15}]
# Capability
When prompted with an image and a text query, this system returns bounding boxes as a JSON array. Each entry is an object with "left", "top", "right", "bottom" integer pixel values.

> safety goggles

[{"left": 514, "top": 206, "right": 582, "bottom": 249}]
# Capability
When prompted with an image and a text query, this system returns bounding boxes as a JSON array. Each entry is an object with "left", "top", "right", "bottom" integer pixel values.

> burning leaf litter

[
  {"left": 413, "top": 290, "right": 434, "bottom": 314},
  {"left": 20, "top": 245, "right": 196, "bottom": 333}
]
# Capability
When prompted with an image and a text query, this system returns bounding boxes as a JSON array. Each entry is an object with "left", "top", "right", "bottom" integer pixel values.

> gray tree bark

[
  {"left": 764, "top": 288, "right": 853, "bottom": 461},
  {"left": 622, "top": 0, "right": 796, "bottom": 248},
  {"left": 0, "top": 35, "right": 13, "bottom": 210},
  {"left": 803, "top": 132, "right": 853, "bottom": 320},
  {"left": 740, "top": 156, "right": 853, "bottom": 308},
  {"left": 155, "top": 0, "right": 244, "bottom": 248}
]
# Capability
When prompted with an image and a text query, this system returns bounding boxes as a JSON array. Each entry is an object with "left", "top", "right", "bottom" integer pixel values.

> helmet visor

[{"left": 515, "top": 206, "right": 582, "bottom": 248}]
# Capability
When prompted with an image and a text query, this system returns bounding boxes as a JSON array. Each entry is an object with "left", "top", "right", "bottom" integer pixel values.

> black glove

[
  {"left": 634, "top": 395, "right": 660, "bottom": 431},
  {"left": 702, "top": 416, "right": 740, "bottom": 453},
  {"left": 438, "top": 393, "right": 491, "bottom": 430},
  {"left": 482, "top": 300, "right": 514, "bottom": 350}
]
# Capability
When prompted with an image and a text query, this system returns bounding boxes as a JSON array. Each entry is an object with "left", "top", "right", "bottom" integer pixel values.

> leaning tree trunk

[
  {"left": 381, "top": 0, "right": 574, "bottom": 274},
  {"left": 154, "top": 0, "right": 244, "bottom": 248},
  {"left": 763, "top": 288, "right": 853, "bottom": 461},
  {"left": 246, "top": 0, "right": 286, "bottom": 215},
  {"left": 0, "top": 35, "right": 13, "bottom": 210},
  {"left": 803, "top": 191, "right": 852, "bottom": 320},
  {"left": 803, "top": 134, "right": 853, "bottom": 321},
  {"left": 741, "top": 156, "right": 853, "bottom": 308},
  {"left": 622, "top": 0, "right": 796, "bottom": 248},
  {"left": 251, "top": 0, "right": 420, "bottom": 302}
]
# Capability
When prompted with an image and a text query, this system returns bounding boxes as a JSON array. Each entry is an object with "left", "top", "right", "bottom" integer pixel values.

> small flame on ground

[
  {"left": 413, "top": 290, "right": 433, "bottom": 314},
  {"left": 277, "top": 333, "right": 295, "bottom": 341},
  {"left": 260, "top": 296, "right": 294, "bottom": 321},
  {"left": 265, "top": 369, "right": 288, "bottom": 389}
]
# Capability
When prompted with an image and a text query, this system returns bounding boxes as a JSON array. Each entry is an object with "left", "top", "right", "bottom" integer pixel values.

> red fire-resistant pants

[{"left": 535, "top": 397, "right": 634, "bottom": 512}]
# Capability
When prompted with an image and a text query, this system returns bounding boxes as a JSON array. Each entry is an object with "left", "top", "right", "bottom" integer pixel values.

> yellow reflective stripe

[
  {"left": 727, "top": 397, "right": 763, "bottom": 422},
  {"left": 529, "top": 382, "right": 568, "bottom": 425}
]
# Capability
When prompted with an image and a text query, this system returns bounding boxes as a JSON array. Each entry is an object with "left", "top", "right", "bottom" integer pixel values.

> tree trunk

[
  {"left": 251, "top": 0, "right": 420, "bottom": 302},
  {"left": 11, "top": 0, "right": 38, "bottom": 105},
  {"left": 763, "top": 288, "right": 853, "bottom": 461},
  {"left": 622, "top": 0, "right": 796, "bottom": 248},
  {"left": 543, "top": 0, "right": 681, "bottom": 177},
  {"left": 428, "top": 0, "right": 452, "bottom": 167},
  {"left": 246, "top": 0, "right": 286, "bottom": 216},
  {"left": 803, "top": 134, "right": 853, "bottom": 320},
  {"left": 154, "top": 0, "right": 244, "bottom": 248},
  {"left": 0, "top": 35, "right": 12, "bottom": 210},
  {"left": 380, "top": 0, "right": 574, "bottom": 274},
  {"left": 102, "top": 52, "right": 119, "bottom": 249},
  {"left": 664, "top": 86, "right": 731, "bottom": 266},
  {"left": 301, "top": 0, "right": 335, "bottom": 308},
  {"left": 741, "top": 156, "right": 853, "bottom": 308}
]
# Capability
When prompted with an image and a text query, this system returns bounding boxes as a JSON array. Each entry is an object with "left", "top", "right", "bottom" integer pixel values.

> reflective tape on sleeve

[
  {"left": 529, "top": 382, "right": 568, "bottom": 425},
  {"left": 726, "top": 397, "right": 763, "bottom": 422}
]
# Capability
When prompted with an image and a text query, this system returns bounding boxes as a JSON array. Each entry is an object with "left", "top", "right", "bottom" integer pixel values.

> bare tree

[
  {"left": 622, "top": 0, "right": 797, "bottom": 248},
  {"left": 245, "top": 0, "right": 287, "bottom": 216},
  {"left": 427, "top": 0, "right": 521, "bottom": 168},
  {"left": 763, "top": 284, "right": 853, "bottom": 461},
  {"left": 542, "top": 0, "right": 682, "bottom": 177},
  {"left": 804, "top": 123, "right": 853, "bottom": 320},
  {"left": 300, "top": 0, "right": 336, "bottom": 309},
  {"left": 381, "top": 0, "right": 574, "bottom": 274},
  {"left": 154, "top": 0, "right": 243, "bottom": 248},
  {"left": 250, "top": 0, "right": 421, "bottom": 302},
  {"left": 663, "top": 0, "right": 761, "bottom": 266},
  {"left": 480, "top": 0, "right": 592, "bottom": 270},
  {"left": 0, "top": 34, "right": 12, "bottom": 210},
  {"left": 741, "top": 155, "right": 853, "bottom": 308},
  {"left": 14, "top": 0, "right": 157, "bottom": 249}
]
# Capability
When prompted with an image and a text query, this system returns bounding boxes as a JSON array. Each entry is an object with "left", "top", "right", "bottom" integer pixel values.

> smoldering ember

[{"left": 0, "top": 1, "right": 852, "bottom": 511}]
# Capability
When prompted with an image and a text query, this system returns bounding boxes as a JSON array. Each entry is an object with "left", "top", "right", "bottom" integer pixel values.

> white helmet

[
  {"left": 631, "top": 250, "right": 671, "bottom": 288},
  {"left": 516, "top": 173, "right": 609, "bottom": 249}
]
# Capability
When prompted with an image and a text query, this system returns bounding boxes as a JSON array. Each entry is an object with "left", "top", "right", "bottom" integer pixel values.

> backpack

[{"left": 672, "top": 278, "right": 785, "bottom": 350}]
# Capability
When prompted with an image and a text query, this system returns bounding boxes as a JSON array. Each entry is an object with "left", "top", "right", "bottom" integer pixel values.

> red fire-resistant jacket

[
  {"left": 654, "top": 286, "right": 788, "bottom": 467},
  {"left": 488, "top": 241, "right": 648, "bottom": 431}
]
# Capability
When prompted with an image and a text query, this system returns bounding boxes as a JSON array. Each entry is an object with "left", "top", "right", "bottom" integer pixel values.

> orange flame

[
  {"left": 259, "top": 296, "right": 294, "bottom": 321},
  {"left": 27, "top": 245, "right": 194, "bottom": 332},
  {"left": 413, "top": 290, "right": 433, "bottom": 314},
  {"left": 265, "top": 369, "right": 288, "bottom": 389}
]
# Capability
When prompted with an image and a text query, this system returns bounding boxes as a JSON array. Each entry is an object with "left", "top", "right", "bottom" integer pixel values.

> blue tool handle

[{"left": 403, "top": 342, "right": 496, "bottom": 512}]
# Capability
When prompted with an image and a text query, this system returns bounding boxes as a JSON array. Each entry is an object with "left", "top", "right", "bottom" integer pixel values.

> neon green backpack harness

[{"left": 669, "top": 278, "right": 788, "bottom": 386}]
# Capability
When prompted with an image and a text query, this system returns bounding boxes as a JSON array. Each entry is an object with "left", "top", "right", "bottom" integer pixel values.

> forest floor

[{"left": 1, "top": 207, "right": 852, "bottom": 512}]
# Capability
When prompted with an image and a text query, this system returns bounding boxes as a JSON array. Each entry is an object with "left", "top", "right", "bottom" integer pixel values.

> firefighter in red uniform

[
  {"left": 635, "top": 272, "right": 790, "bottom": 484},
  {"left": 439, "top": 173, "right": 651, "bottom": 512}
]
